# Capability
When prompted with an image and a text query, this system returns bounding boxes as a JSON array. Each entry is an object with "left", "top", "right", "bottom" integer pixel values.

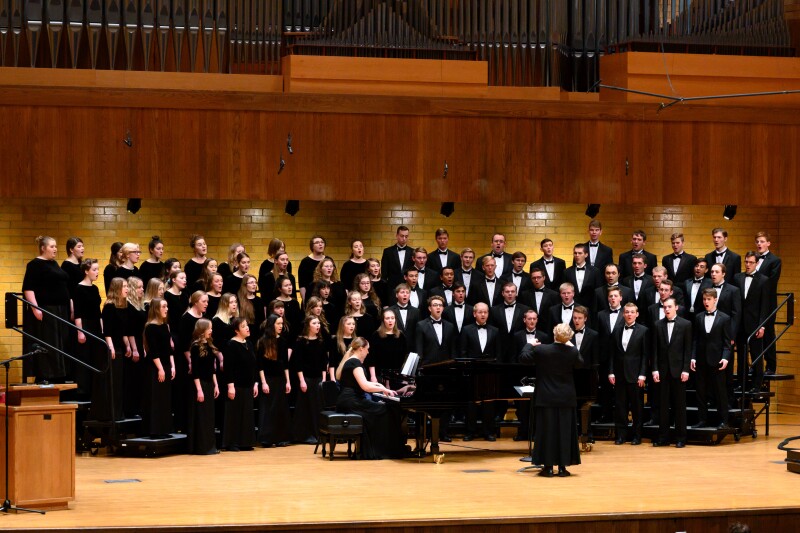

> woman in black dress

[
  {"left": 311, "top": 257, "right": 346, "bottom": 314},
  {"left": 298, "top": 234, "right": 326, "bottom": 300},
  {"left": 142, "top": 298, "right": 175, "bottom": 437},
  {"left": 223, "top": 252, "right": 251, "bottom": 296},
  {"left": 115, "top": 242, "right": 141, "bottom": 282},
  {"left": 312, "top": 281, "right": 341, "bottom": 333},
  {"left": 304, "top": 296, "right": 330, "bottom": 337},
  {"left": 339, "top": 239, "right": 368, "bottom": 293},
  {"left": 334, "top": 337, "right": 407, "bottom": 460},
  {"left": 143, "top": 278, "right": 165, "bottom": 309},
  {"left": 353, "top": 273, "right": 381, "bottom": 319},
  {"left": 124, "top": 276, "right": 146, "bottom": 418},
  {"left": 274, "top": 275, "right": 302, "bottom": 345},
  {"left": 368, "top": 308, "right": 408, "bottom": 384},
  {"left": 223, "top": 318, "right": 258, "bottom": 451},
  {"left": 204, "top": 273, "right": 224, "bottom": 319},
  {"left": 344, "top": 291, "right": 377, "bottom": 340},
  {"left": 237, "top": 274, "right": 265, "bottom": 341},
  {"left": 73, "top": 258, "right": 103, "bottom": 400},
  {"left": 211, "top": 292, "right": 238, "bottom": 438},
  {"left": 176, "top": 291, "right": 208, "bottom": 433},
  {"left": 520, "top": 323, "right": 583, "bottom": 477},
  {"left": 138, "top": 235, "right": 165, "bottom": 286},
  {"left": 259, "top": 251, "right": 296, "bottom": 301},
  {"left": 188, "top": 318, "right": 220, "bottom": 454},
  {"left": 290, "top": 316, "right": 328, "bottom": 444},
  {"left": 22, "top": 235, "right": 71, "bottom": 383},
  {"left": 194, "top": 258, "right": 218, "bottom": 293},
  {"left": 60, "top": 236, "right": 85, "bottom": 287},
  {"left": 103, "top": 242, "right": 123, "bottom": 293},
  {"left": 367, "top": 258, "right": 389, "bottom": 311},
  {"left": 162, "top": 258, "right": 181, "bottom": 287},
  {"left": 164, "top": 270, "right": 189, "bottom": 341},
  {"left": 256, "top": 314, "right": 292, "bottom": 447},
  {"left": 184, "top": 234, "right": 208, "bottom": 289},
  {"left": 258, "top": 238, "right": 293, "bottom": 291},
  {"left": 96, "top": 277, "right": 131, "bottom": 421},
  {"left": 328, "top": 316, "right": 355, "bottom": 382},
  {"left": 218, "top": 243, "right": 244, "bottom": 280}
]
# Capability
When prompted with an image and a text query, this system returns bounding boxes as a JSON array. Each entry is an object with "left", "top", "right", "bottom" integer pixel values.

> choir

[{"left": 18, "top": 221, "right": 782, "bottom": 457}]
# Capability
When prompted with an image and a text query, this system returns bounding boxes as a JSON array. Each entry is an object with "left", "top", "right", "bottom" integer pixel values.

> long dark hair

[{"left": 257, "top": 314, "right": 282, "bottom": 361}]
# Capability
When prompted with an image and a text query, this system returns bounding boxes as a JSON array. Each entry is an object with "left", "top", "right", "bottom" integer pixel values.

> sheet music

[{"left": 401, "top": 352, "right": 420, "bottom": 377}]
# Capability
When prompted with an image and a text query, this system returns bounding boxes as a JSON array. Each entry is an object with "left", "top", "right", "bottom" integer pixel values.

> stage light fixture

[
  {"left": 585, "top": 204, "right": 600, "bottom": 218},
  {"left": 127, "top": 198, "right": 141, "bottom": 214},
  {"left": 285, "top": 200, "right": 300, "bottom": 216},
  {"left": 440, "top": 202, "right": 455, "bottom": 217},
  {"left": 723, "top": 205, "right": 737, "bottom": 220}
]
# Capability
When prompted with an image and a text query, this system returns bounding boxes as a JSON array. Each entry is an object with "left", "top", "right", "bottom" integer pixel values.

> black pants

[
  {"left": 614, "top": 381, "right": 642, "bottom": 440},
  {"left": 696, "top": 361, "right": 728, "bottom": 425},
  {"left": 658, "top": 375, "right": 687, "bottom": 443}
]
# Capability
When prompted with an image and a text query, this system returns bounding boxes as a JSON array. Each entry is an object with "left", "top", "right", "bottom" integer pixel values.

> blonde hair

[
  {"left": 105, "top": 278, "right": 129, "bottom": 308},
  {"left": 553, "top": 323, "right": 575, "bottom": 344},
  {"left": 312, "top": 257, "right": 340, "bottom": 283},
  {"left": 335, "top": 337, "right": 369, "bottom": 381},
  {"left": 353, "top": 273, "right": 381, "bottom": 309},
  {"left": 335, "top": 316, "right": 356, "bottom": 357},
  {"left": 143, "top": 278, "right": 165, "bottom": 306},
  {"left": 213, "top": 293, "right": 238, "bottom": 324},
  {"left": 120, "top": 242, "right": 140, "bottom": 263},
  {"left": 126, "top": 276, "right": 145, "bottom": 311}
]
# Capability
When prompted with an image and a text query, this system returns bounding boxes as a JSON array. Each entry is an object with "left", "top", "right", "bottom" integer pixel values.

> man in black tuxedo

[
  {"left": 754, "top": 231, "right": 782, "bottom": 374},
  {"left": 441, "top": 283, "right": 474, "bottom": 334},
  {"left": 529, "top": 238, "right": 566, "bottom": 291},
  {"left": 549, "top": 283, "right": 577, "bottom": 331},
  {"left": 519, "top": 267, "right": 560, "bottom": 333},
  {"left": 489, "top": 282, "right": 530, "bottom": 363},
  {"left": 572, "top": 306, "right": 599, "bottom": 441},
  {"left": 381, "top": 225, "right": 413, "bottom": 290},
  {"left": 432, "top": 227, "right": 461, "bottom": 272},
  {"left": 593, "top": 263, "right": 635, "bottom": 321},
  {"left": 646, "top": 279, "right": 684, "bottom": 328},
  {"left": 468, "top": 256, "right": 504, "bottom": 307},
  {"left": 651, "top": 298, "right": 692, "bottom": 448},
  {"left": 608, "top": 303, "right": 649, "bottom": 445},
  {"left": 622, "top": 255, "right": 654, "bottom": 321},
  {"left": 642, "top": 266, "right": 685, "bottom": 310},
  {"left": 511, "top": 309, "right": 552, "bottom": 440},
  {"left": 585, "top": 219, "right": 614, "bottom": 271},
  {"left": 460, "top": 303, "right": 501, "bottom": 441},
  {"left": 734, "top": 252, "right": 770, "bottom": 391},
  {"left": 396, "top": 267, "right": 427, "bottom": 313},
  {"left": 501, "top": 251, "right": 533, "bottom": 294},
  {"left": 389, "top": 283, "right": 421, "bottom": 342},
  {"left": 691, "top": 289, "right": 733, "bottom": 429},
  {"left": 618, "top": 229, "right": 658, "bottom": 279},
  {"left": 709, "top": 262, "right": 742, "bottom": 404},
  {"left": 430, "top": 266, "right": 457, "bottom": 306},
  {"left": 704, "top": 227, "right": 741, "bottom": 284},
  {"left": 476, "top": 233, "right": 513, "bottom": 277},
  {"left": 564, "top": 243, "right": 602, "bottom": 310},
  {"left": 454, "top": 248, "right": 477, "bottom": 299},
  {"left": 596, "top": 287, "right": 625, "bottom": 422},
  {"left": 662, "top": 232, "right": 697, "bottom": 286},
  {"left": 412, "top": 247, "right": 439, "bottom": 292},
  {"left": 684, "top": 259, "right": 712, "bottom": 317}
]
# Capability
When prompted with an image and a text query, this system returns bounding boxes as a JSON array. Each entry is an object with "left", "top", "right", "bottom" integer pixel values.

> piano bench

[{"left": 315, "top": 411, "right": 363, "bottom": 461}]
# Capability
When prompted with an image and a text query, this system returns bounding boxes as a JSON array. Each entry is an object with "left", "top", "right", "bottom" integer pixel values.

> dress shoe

[
  {"left": 717, "top": 423, "right": 731, "bottom": 430},
  {"left": 614, "top": 437, "right": 625, "bottom": 445},
  {"left": 538, "top": 468, "right": 554, "bottom": 478},
  {"left": 513, "top": 433, "right": 527, "bottom": 442},
  {"left": 463, "top": 434, "right": 474, "bottom": 442},
  {"left": 557, "top": 468, "right": 571, "bottom": 477},
  {"left": 652, "top": 440, "right": 668, "bottom": 447},
  {"left": 631, "top": 438, "right": 641, "bottom": 445},
  {"left": 765, "top": 369, "right": 776, "bottom": 376},
  {"left": 484, "top": 434, "right": 496, "bottom": 442},
  {"left": 675, "top": 441, "right": 686, "bottom": 448},
  {"left": 690, "top": 421, "right": 707, "bottom": 429},
  {"left": 226, "top": 446, "right": 240, "bottom": 452},
  {"left": 439, "top": 435, "right": 452, "bottom": 443}
]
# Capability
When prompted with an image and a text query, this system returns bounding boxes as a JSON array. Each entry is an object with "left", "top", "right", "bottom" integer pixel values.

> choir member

[
  {"left": 352, "top": 273, "right": 381, "bottom": 319},
  {"left": 518, "top": 268, "right": 559, "bottom": 334},
  {"left": 389, "top": 283, "right": 421, "bottom": 341},
  {"left": 454, "top": 247, "right": 477, "bottom": 298},
  {"left": 595, "top": 286, "right": 624, "bottom": 423},
  {"left": 684, "top": 259, "right": 712, "bottom": 316},
  {"left": 162, "top": 258, "right": 181, "bottom": 286},
  {"left": 218, "top": 243, "right": 245, "bottom": 280},
  {"left": 411, "top": 247, "right": 438, "bottom": 292},
  {"left": 223, "top": 317, "right": 258, "bottom": 451},
  {"left": 259, "top": 251, "right": 296, "bottom": 300},
  {"left": 73, "top": 258, "right": 103, "bottom": 399},
  {"left": 143, "top": 278, "right": 165, "bottom": 310},
  {"left": 432, "top": 227, "right": 461, "bottom": 271},
  {"left": 188, "top": 318, "right": 220, "bottom": 454},
  {"left": 476, "top": 233, "right": 513, "bottom": 277},
  {"left": 299, "top": 234, "right": 327, "bottom": 300},
  {"left": 618, "top": 230, "right": 658, "bottom": 279},
  {"left": 124, "top": 276, "right": 146, "bottom": 417},
  {"left": 238, "top": 274, "right": 266, "bottom": 340},
  {"left": 176, "top": 291, "right": 208, "bottom": 433},
  {"left": 184, "top": 234, "right": 208, "bottom": 288},
  {"left": 258, "top": 238, "right": 293, "bottom": 286},
  {"left": 211, "top": 292, "right": 239, "bottom": 437},
  {"left": 312, "top": 280, "right": 340, "bottom": 332},
  {"left": 204, "top": 273, "right": 224, "bottom": 319},
  {"left": 61, "top": 236, "right": 85, "bottom": 287},
  {"left": 397, "top": 267, "right": 427, "bottom": 311},
  {"left": 304, "top": 296, "right": 331, "bottom": 337},
  {"left": 222, "top": 252, "right": 251, "bottom": 295},
  {"left": 381, "top": 225, "right": 413, "bottom": 290},
  {"left": 367, "top": 258, "right": 388, "bottom": 308},
  {"left": 529, "top": 239, "right": 566, "bottom": 291},
  {"left": 164, "top": 270, "right": 189, "bottom": 341},
  {"left": 256, "top": 314, "right": 292, "bottom": 447},
  {"left": 115, "top": 242, "right": 141, "bottom": 281},
  {"left": 754, "top": 231, "right": 782, "bottom": 374},
  {"left": 311, "top": 257, "right": 346, "bottom": 313},
  {"left": 22, "top": 235, "right": 70, "bottom": 383},
  {"left": 344, "top": 291, "right": 377, "bottom": 368},
  {"left": 194, "top": 257, "right": 218, "bottom": 293},
  {"left": 442, "top": 283, "right": 473, "bottom": 334},
  {"left": 734, "top": 252, "right": 770, "bottom": 391},
  {"left": 291, "top": 316, "right": 329, "bottom": 444},
  {"left": 585, "top": 219, "right": 614, "bottom": 271},
  {"left": 571, "top": 306, "right": 599, "bottom": 441},
  {"left": 549, "top": 283, "right": 577, "bottom": 331},
  {"left": 500, "top": 252, "right": 533, "bottom": 295},
  {"left": 329, "top": 316, "right": 356, "bottom": 382},
  {"left": 415, "top": 296, "right": 456, "bottom": 367},
  {"left": 704, "top": 228, "right": 742, "bottom": 283},
  {"left": 460, "top": 302, "right": 501, "bottom": 441},
  {"left": 520, "top": 323, "right": 583, "bottom": 477},
  {"left": 142, "top": 297, "right": 175, "bottom": 438},
  {"left": 275, "top": 275, "right": 302, "bottom": 344},
  {"left": 593, "top": 264, "right": 635, "bottom": 318},
  {"left": 334, "top": 337, "right": 407, "bottom": 459},
  {"left": 97, "top": 277, "right": 130, "bottom": 421},
  {"left": 430, "top": 266, "right": 457, "bottom": 305},
  {"left": 138, "top": 235, "right": 165, "bottom": 286},
  {"left": 340, "top": 239, "right": 368, "bottom": 292},
  {"left": 103, "top": 241, "right": 123, "bottom": 292},
  {"left": 608, "top": 303, "right": 648, "bottom": 446},
  {"left": 489, "top": 282, "right": 529, "bottom": 363},
  {"left": 564, "top": 244, "right": 602, "bottom": 309},
  {"left": 467, "top": 256, "right": 503, "bottom": 307},
  {"left": 662, "top": 233, "right": 697, "bottom": 286},
  {"left": 622, "top": 255, "right": 654, "bottom": 319},
  {"left": 368, "top": 308, "right": 409, "bottom": 382}
]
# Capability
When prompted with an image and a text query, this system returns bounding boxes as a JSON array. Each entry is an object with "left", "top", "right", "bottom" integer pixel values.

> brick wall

[{"left": 1, "top": 198, "right": 797, "bottom": 411}]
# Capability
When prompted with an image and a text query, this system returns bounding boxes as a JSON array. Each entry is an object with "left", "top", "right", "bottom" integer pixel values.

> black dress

[
  {"left": 164, "top": 291, "right": 189, "bottom": 343},
  {"left": 205, "top": 294, "right": 221, "bottom": 319},
  {"left": 95, "top": 304, "right": 127, "bottom": 421},
  {"left": 175, "top": 312, "right": 201, "bottom": 432},
  {"left": 328, "top": 335, "right": 353, "bottom": 377},
  {"left": 367, "top": 331, "right": 409, "bottom": 377},
  {"left": 298, "top": 256, "right": 322, "bottom": 294},
  {"left": 114, "top": 265, "right": 139, "bottom": 282},
  {"left": 353, "top": 313, "right": 377, "bottom": 338},
  {"left": 138, "top": 261, "right": 164, "bottom": 286},
  {"left": 222, "top": 273, "right": 245, "bottom": 297},
  {"left": 340, "top": 260, "right": 368, "bottom": 292},
  {"left": 143, "top": 323, "right": 173, "bottom": 436},
  {"left": 217, "top": 262, "right": 234, "bottom": 280},
  {"left": 212, "top": 317, "right": 235, "bottom": 436},
  {"left": 257, "top": 341, "right": 292, "bottom": 446},
  {"left": 371, "top": 279, "right": 389, "bottom": 310},
  {"left": 336, "top": 358, "right": 407, "bottom": 459},
  {"left": 103, "top": 263, "right": 117, "bottom": 293},
  {"left": 73, "top": 283, "right": 104, "bottom": 399},
  {"left": 290, "top": 337, "right": 329, "bottom": 444},
  {"left": 223, "top": 338, "right": 258, "bottom": 449},
  {"left": 258, "top": 258, "right": 294, "bottom": 288},
  {"left": 124, "top": 305, "right": 147, "bottom": 417},
  {"left": 279, "top": 298, "right": 303, "bottom": 346},
  {"left": 189, "top": 344, "right": 218, "bottom": 454},
  {"left": 258, "top": 272, "right": 297, "bottom": 301},
  {"left": 21, "top": 258, "right": 70, "bottom": 381},
  {"left": 183, "top": 258, "right": 205, "bottom": 289},
  {"left": 249, "top": 295, "right": 266, "bottom": 339},
  {"left": 60, "top": 260, "right": 83, "bottom": 288}
]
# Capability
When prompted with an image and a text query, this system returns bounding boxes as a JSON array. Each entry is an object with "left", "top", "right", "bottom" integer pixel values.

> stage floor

[{"left": 3, "top": 415, "right": 800, "bottom": 531}]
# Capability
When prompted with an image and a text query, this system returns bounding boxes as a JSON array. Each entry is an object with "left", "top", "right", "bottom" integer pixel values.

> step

[
  {"left": 589, "top": 421, "right": 740, "bottom": 445},
  {"left": 765, "top": 373, "right": 795, "bottom": 382},
  {"left": 117, "top": 434, "right": 188, "bottom": 457},
  {"left": 787, "top": 449, "right": 800, "bottom": 464},
  {"left": 788, "top": 462, "right": 800, "bottom": 475}
]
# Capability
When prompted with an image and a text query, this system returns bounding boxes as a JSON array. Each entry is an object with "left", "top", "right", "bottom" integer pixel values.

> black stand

[
  {"left": 514, "top": 383, "right": 541, "bottom": 473},
  {"left": 0, "top": 351, "right": 46, "bottom": 515}
]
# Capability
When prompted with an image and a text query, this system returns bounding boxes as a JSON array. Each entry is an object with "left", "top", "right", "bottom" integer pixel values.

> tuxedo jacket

[
  {"left": 381, "top": 245, "right": 414, "bottom": 289},
  {"left": 593, "top": 285, "right": 635, "bottom": 319},
  {"left": 389, "top": 304, "right": 421, "bottom": 344},
  {"left": 518, "top": 287, "right": 560, "bottom": 332},
  {"left": 467, "top": 277, "right": 504, "bottom": 307},
  {"left": 683, "top": 277, "right": 713, "bottom": 317},
  {"left": 652, "top": 316, "right": 693, "bottom": 379},
  {"left": 639, "top": 284, "right": 686, "bottom": 311},
  {"left": 618, "top": 249, "right": 658, "bottom": 278},
  {"left": 459, "top": 323, "right": 502, "bottom": 360},
  {"left": 584, "top": 241, "right": 614, "bottom": 271},
  {"left": 564, "top": 265, "right": 602, "bottom": 309},
  {"left": 490, "top": 301, "right": 531, "bottom": 362},
  {"left": 622, "top": 274, "right": 655, "bottom": 314},
  {"left": 549, "top": 303, "right": 577, "bottom": 331},
  {"left": 387, "top": 285, "right": 428, "bottom": 314},
  {"left": 415, "top": 267, "right": 441, "bottom": 292},
  {"left": 454, "top": 268, "right": 478, "bottom": 298},
  {"left": 733, "top": 272, "right": 770, "bottom": 342},
  {"left": 476, "top": 252, "right": 514, "bottom": 277},
  {"left": 530, "top": 256, "right": 567, "bottom": 291},
  {"left": 713, "top": 282, "right": 742, "bottom": 338},
  {"left": 500, "top": 270, "right": 533, "bottom": 294},
  {"left": 662, "top": 252, "right": 698, "bottom": 285},
  {"left": 442, "top": 302, "right": 475, "bottom": 334},
  {"left": 512, "top": 329, "right": 553, "bottom": 363},
  {"left": 429, "top": 284, "right": 456, "bottom": 305},
  {"left": 646, "top": 301, "right": 685, "bottom": 330},
  {"left": 430, "top": 249, "right": 461, "bottom": 272},
  {"left": 704, "top": 249, "right": 742, "bottom": 284},
  {"left": 596, "top": 308, "right": 625, "bottom": 364},
  {"left": 756, "top": 252, "right": 782, "bottom": 311},
  {"left": 692, "top": 311, "right": 733, "bottom": 366},
  {"left": 519, "top": 343, "right": 582, "bottom": 408},
  {"left": 610, "top": 323, "right": 649, "bottom": 383},
  {"left": 415, "top": 317, "right": 457, "bottom": 366}
]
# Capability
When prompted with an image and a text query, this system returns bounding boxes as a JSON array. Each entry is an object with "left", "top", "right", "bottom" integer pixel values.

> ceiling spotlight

[
  {"left": 585, "top": 204, "right": 600, "bottom": 218},
  {"left": 723, "top": 205, "right": 737, "bottom": 220},
  {"left": 440, "top": 202, "right": 454, "bottom": 217},
  {"left": 287, "top": 133, "right": 293, "bottom": 155},
  {"left": 127, "top": 198, "right": 142, "bottom": 214},
  {"left": 278, "top": 152, "right": 286, "bottom": 174},
  {"left": 285, "top": 200, "right": 300, "bottom": 216}
]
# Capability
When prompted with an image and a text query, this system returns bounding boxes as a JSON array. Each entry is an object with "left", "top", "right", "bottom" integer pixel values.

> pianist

[
  {"left": 520, "top": 323, "right": 583, "bottom": 477},
  {"left": 334, "top": 337, "right": 408, "bottom": 459}
]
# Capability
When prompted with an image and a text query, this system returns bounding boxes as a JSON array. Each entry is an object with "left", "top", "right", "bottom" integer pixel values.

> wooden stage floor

[{"left": 4, "top": 415, "right": 800, "bottom": 532}]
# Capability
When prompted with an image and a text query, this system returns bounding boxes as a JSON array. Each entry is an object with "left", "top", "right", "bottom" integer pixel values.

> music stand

[{"left": 514, "top": 381, "right": 541, "bottom": 473}]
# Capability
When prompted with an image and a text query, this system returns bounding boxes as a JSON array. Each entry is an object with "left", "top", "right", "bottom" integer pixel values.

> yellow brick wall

[{"left": 1, "top": 198, "right": 797, "bottom": 411}]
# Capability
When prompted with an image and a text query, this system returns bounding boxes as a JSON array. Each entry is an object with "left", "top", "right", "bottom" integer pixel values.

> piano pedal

[{"left": 433, "top": 453, "right": 445, "bottom": 464}]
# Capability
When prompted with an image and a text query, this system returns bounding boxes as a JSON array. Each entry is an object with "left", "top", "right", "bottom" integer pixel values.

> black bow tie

[
  {"left": 575, "top": 329, "right": 585, "bottom": 335},
  {"left": 453, "top": 304, "right": 463, "bottom": 309},
  {"left": 438, "top": 250, "right": 448, "bottom": 255},
  {"left": 493, "top": 253, "right": 504, "bottom": 259},
  {"left": 666, "top": 319, "right": 675, "bottom": 323},
  {"left": 533, "top": 288, "right": 544, "bottom": 292},
  {"left": 609, "top": 309, "right": 620, "bottom": 314},
  {"left": 442, "top": 285, "right": 452, "bottom": 291},
  {"left": 398, "top": 305, "right": 408, "bottom": 310},
  {"left": 505, "top": 303, "right": 516, "bottom": 309},
  {"left": 705, "top": 311, "right": 716, "bottom": 316},
  {"left": 431, "top": 319, "right": 442, "bottom": 325},
  {"left": 589, "top": 243, "right": 599, "bottom": 247},
  {"left": 693, "top": 278, "right": 703, "bottom": 284},
  {"left": 745, "top": 273, "right": 754, "bottom": 278},
  {"left": 713, "top": 284, "right": 723, "bottom": 289},
  {"left": 476, "top": 324, "right": 487, "bottom": 330},
  {"left": 634, "top": 276, "right": 644, "bottom": 281},
  {"left": 544, "top": 259, "right": 554, "bottom": 265},
  {"left": 512, "top": 272, "right": 522, "bottom": 277},
  {"left": 418, "top": 269, "right": 426, "bottom": 274},
  {"left": 576, "top": 267, "right": 585, "bottom": 271},
  {"left": 715, "top": 251, "right": 725, "bottom": 257},
  {"left": 526, "top": 330, "right": 536, "bottom": 335},
  {"left": 673, "top": 253, "right": 683, "bottom": 258},
  {"left": 563, "top": 305, "right": 573, "bottom": 311},
  {"left": 486, "top": 278, "right": 496, "bottom": 283},
  {"left": 624, "top": 325, "right": 635, "bottom": 330},
  {"left": 462, "top": 269, "right": 472, "bottom": 274},
  {"left": 633, "top": 250, "right": 643, "bottom": 255},
  {"left": 397, "top": 246, "right": 406, "bottom": 251}
]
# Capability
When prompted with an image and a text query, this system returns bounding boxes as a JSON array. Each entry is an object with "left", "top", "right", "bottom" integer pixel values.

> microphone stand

[{"left": 0, "top": 349, "right": 47, "bottom": 514}]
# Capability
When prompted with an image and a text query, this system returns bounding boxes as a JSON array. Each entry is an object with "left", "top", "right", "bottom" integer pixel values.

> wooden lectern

[{"left": 0, "top": 384, "right": 77, "bottom": 511}]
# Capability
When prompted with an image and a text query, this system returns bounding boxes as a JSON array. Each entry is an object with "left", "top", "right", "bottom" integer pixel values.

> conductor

[{"left": 520, "top": 323, "right": 583, "bottom": 477}]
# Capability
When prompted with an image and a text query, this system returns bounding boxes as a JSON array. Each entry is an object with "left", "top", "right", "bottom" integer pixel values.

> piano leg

[{"left": 430, "top": 416, "right": 440, "bottom": 455}]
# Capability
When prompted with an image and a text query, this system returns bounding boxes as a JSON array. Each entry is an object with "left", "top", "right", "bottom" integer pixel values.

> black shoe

[
  {"left": 765, "top": 369, "right": 776, "bottom": 376},
  {"left": 484, "top": 434, "right": 496, "bottom": 442},
  {"left": 463, "top": 434, "right": 474, "bottom": 442},
  {"left": 439, "top": 435, "right": 452, "bottom": 443},
  {"left": 690, "top": 422, "right": 707, "bottom": 429},
  {"left": 513, "top": 433, "right": 527, "bottom": 442},
  {"left": 557, "top": 468, "right": 571, "bottom": 477},
  {"left": 631, "top": 438, "right": 641, "bottom": 445},
  {"left": 675, "top": 441, "right": 686, "bottom": 448},
  {"left": 226, "top": 446, "right": 240, "bottom": 452},
  {"left": 717, "top": 423, "right": 731, "bottom": 430},
  {"left": 652, "top": 440, "right": 668, "bottom": 447},
  {"left": 614, "top": 437, "right": 625, "bottom": 445},
  {"left": 538, "top": 468, "right": 554, "bottom": 478},
  {"left": 643, "top": 419, "right": 655, "bottom": 426}
]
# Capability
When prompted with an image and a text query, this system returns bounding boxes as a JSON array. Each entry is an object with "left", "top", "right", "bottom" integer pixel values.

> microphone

[{"left": 31, "top": 343, "right": 48, "bottom": 355}]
